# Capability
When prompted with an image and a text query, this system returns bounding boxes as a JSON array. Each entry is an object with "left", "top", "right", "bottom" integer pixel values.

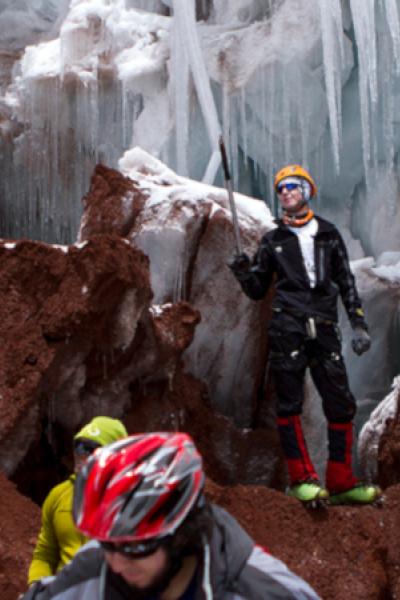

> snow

[
  {"left": 149, "top": 303, "right": 172, "bottom": 317},
  {"left": 371, "top": 263, "right": 400, "bottom": 284},
  {"left": 52, "top": 244, "right": 69, "bottom": 253},
  {"left": 19, "top": 39, "right": 62, "bottom": 80},
  {"left": 119, "top": 147, "right": 274, "bottom": 229},
  {"left": 74, "top": 241, "right": 88, "bottom": 250}
]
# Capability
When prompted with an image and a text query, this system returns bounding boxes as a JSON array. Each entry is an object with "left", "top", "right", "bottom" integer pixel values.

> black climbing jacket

[{"left": 238, "top": 216, "right": 367, "bottom": 330}]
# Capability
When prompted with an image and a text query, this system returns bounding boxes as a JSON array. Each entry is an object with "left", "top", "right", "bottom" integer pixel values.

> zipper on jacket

[
  {"left": 318, "top": 243, "right": 325, "bottom": 284},
  {"left": 201, "top": 535, "right": 213, "bottom": 599}
]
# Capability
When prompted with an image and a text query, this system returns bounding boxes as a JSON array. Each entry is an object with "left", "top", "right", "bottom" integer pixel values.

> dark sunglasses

[
  {"left": 100, "top": 538, "right": 162, "bottom": 559},
  {"left": 277, "top": 182, "right": 301, "bottom": 193},
  {"left": 73, "top": 439, "right": 101, "bottom": 457}
]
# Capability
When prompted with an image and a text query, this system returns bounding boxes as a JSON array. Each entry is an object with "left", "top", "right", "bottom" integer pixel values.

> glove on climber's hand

[
  {"left": 351, "top": 327, "right": 371, "bottom": 356},
  {"left": 228, "top": 253, "right": 251, "bottom": 280}
]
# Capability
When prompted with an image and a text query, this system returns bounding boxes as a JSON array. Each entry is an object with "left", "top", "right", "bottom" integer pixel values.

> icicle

[
  {"left": 349, "top": 0, "right": 378, "bottom": 177},
  {"left": 171, "top": 0, "right": 222, "bottom": 182},
  {"left": 318, "top": 0, "right": 344, "bottom": 173},
  {"left": 171, "top": 13, "right": 190, "bottom": 176},
  {"left": 173, "top": 261, "right": 184, "bottom": 302},
  {"left": 239, "top": 88, "right": 248, "bottom": 164},
  {"left": 382, "top": 0, "right": 400, "bottom": 70},
  {"left": 202, "top": 149, "right": 221, "bottom": 183},
  {"left": 281, "top": 67, "right": 291, "bottom": 164}
]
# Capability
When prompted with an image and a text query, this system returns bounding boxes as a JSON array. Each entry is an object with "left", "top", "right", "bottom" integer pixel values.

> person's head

[
  {"left": 73, "top": 416, "right": 128, "bottom": 474},
  {"left": 274, "top": 165, "right": 317, "bottom": 216},
  {"left": 73, "top": 432, "right": 208, "bottom": 595}
]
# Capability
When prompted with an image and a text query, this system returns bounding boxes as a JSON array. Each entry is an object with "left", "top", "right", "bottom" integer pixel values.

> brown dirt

[
  {"left": 206, "top": 480, "right": 400, "bottom": 600},
  {"left": 3, "top": 467, "right": 399, "bottom": 600},
  {"left": 0, "top": 472, "right": 41, "bottom": 600},
  {"left": 79, "top": 164, "right": 147, "bottom": 239},
  {"left": 124, "top": 366, "right": 285, "bottom": 489},
  {"left": 0, "top": 235, "right": 152, "bottom": 440}
]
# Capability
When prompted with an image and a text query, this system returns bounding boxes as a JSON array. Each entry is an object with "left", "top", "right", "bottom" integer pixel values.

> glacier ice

[
  {"left": 0, "top": 0, "right": 70, "bottom": 51},
  {"left": 1, "top": 0, "right": 400, "bottom": 256}
]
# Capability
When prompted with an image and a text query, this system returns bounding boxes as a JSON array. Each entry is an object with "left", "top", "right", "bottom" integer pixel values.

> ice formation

[
  {"left": 358, "top": 375, "right": 400, "bottom": 481},
  {"left": 0, "top": 0, "right": 399, "bottom": 254}
]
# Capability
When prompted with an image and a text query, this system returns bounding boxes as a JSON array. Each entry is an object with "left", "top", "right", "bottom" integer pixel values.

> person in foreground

[
  {"left": 22, "top": 431, "right": 321, "bottom": 599},
  {"left": 28, "top": 416, "right": 128, "bottom": 585},
  {"left": 229, "top": 164, "right": 382, "bottom": 506}
]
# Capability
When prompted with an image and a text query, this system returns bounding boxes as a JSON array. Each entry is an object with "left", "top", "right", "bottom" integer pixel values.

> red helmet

[{"left": 73, "top": 432, "right": 205, "bottom": 543}]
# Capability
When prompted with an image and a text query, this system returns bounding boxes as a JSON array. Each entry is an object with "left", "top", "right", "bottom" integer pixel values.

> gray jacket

[{"left": 22, "top": 504, "right": 320, "bottom": 600}]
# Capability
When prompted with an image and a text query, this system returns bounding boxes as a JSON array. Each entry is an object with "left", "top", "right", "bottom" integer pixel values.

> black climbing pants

[{"left": 268, "top": 312, "right": 356, "bottom": 423}]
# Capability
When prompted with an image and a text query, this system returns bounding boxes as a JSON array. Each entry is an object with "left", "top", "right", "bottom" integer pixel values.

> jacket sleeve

[
  {"left": 237, "top": 238, "right": 275, "bottom": 301},
  {"left": 28, "top": 489, "right": 60, "bottom": 584},
  {"left": 331, "top": 231, "right": 368, "bottom": 329},
  {"left": 235, "top": 545, "right": 321, "bottom": 600},
  {"left": 21, "top": 547, "right": 103, "bottom": 600}
]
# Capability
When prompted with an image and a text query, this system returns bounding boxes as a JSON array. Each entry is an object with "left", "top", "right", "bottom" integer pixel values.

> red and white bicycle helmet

[{"left": 73, "top": 432, "right": 205, "bottom": 542}]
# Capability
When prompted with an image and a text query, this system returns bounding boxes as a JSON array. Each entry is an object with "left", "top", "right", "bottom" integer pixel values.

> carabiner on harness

[{"left": 305, "top": 317, "right": 317, "bottom": 339}]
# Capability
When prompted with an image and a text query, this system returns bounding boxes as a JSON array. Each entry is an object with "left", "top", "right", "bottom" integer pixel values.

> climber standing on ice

[{"left": 229, "top": 164, "right": 381, "bottom": 505}]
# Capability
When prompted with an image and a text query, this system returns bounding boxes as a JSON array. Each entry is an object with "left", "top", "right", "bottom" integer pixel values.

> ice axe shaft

[{"left": 219, "top": 136, "right": 242, "bottom": 255}]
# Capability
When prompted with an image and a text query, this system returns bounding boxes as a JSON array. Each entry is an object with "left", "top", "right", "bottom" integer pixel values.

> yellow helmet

[{"left": 274, "top": 165, "right": 317, "bottom": 198}]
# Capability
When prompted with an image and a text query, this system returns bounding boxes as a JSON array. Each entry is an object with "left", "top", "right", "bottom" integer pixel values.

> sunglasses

[
  {"left": 73, "top": 439, "right": 101, "bottom": 457},
  {"left": 100, "top": 538, "right": 162, "bottom": 559},
  {"left": 277, "top": 183, "right": 301, "bottom": 193}
]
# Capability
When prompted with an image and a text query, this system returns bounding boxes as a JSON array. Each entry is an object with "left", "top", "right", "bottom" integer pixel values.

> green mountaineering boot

[
  {"left": 329, "top": 484, "right": 382, "bottom": 506},
  {"left": 287, "top": 482, "right": 330, "bottom": 505}
]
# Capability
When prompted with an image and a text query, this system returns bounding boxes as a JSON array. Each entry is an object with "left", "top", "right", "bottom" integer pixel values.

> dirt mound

[
  {"left": 4, "top": 469, "right": 399, "bottom": 600},
  {"left": 206, "top": 480, "right": 399, "bottom": 600},
  {"left": 0, "top": 472, "right": 40, "bottom": 600}
]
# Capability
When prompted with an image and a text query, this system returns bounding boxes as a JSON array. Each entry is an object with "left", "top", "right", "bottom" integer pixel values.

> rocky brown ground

[{"left": 2, "top": 471, "right": 399, "bottom": 600}]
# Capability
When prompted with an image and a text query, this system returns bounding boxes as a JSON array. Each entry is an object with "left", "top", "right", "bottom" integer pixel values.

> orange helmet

[{"left": 274, "top": 165, "right": 317, "bottom": 198}]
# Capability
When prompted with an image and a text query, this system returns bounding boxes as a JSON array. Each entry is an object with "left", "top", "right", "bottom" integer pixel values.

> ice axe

[{"left": 219, "top": 136, "right": 242, "bottom": 255}]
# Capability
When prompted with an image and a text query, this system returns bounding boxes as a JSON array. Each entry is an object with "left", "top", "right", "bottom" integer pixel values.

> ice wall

[
  {"left": 0, "top": 1, "right": 70, "bottom": 52},
  {"left": 1, "top": 0, "right": 400, "bottom": 255}
]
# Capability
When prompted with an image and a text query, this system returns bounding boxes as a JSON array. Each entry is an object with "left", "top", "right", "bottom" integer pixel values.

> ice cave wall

[{"left": 1, "top": 0, "right": 400, "bottom": 258}]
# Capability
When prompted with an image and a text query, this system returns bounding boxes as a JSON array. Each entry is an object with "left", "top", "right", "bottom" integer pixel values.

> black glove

[
  {"left": 228, "top": 253, "right": 251, "bottom": 280},
  {"left": 351, "top": 327, "right": 371, "bottom": 356}
]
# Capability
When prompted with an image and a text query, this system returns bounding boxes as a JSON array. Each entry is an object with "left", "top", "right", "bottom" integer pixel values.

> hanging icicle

[{"left": 318, "top": 0, "right": 344, "bottom": 173}]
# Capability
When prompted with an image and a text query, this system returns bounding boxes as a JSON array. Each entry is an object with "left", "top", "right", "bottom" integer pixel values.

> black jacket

[{"left": 238, "top": 216, "right": 367, "bottom": 329}]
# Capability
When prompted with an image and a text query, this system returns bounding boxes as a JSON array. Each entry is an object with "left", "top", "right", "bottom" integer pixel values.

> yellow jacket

[{"left": 28, "top": 476, "right": 88, "bottom": 584}]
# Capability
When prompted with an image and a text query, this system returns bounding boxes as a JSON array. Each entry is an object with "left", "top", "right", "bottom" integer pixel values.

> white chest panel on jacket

[{"left": 288, "top": 218, "right": 319, "bottom": 287}]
